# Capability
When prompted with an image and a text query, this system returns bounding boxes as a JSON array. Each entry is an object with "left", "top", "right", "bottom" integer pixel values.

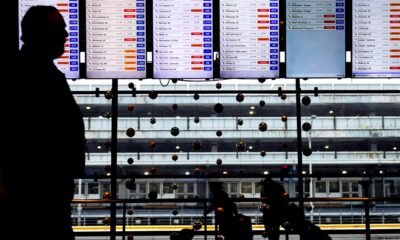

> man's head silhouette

[{"left": 21, "top": 5, "right": 68, "bottom": 59}]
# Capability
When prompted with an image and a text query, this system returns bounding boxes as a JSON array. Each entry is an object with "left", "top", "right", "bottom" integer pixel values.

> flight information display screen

[
  {"left": 18, "top": 0, "right": 80, "bottom": 79},
  {"left": 153, "top": 0, "right": 213, "bottom": 79},
  {"left": 220, "top": 0, "right": 279, "bottom": 78},
  {"left": 86, "top": 0, "right": 146, "bottom": 79},
  {"left": 286, "top": 0, "right": 346, "bottom": 78},
  {"left": 353, "top": 0, "right": 400, "bottom": 78}
]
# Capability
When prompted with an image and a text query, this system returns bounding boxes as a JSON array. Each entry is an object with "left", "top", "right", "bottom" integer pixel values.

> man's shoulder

[{"left": 13, "top": 54, "right": 38, "bottom": 75}]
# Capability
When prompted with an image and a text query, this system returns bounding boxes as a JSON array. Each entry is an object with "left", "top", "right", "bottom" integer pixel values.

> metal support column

[
  {"left": 296, "top": 78, "right": 304, "bottom": 210},
  {"left": 296, "top": 78, "right": 304, "bottom": 240},
  {"left": 110, "top": 79, "right": 118, "bottom": 240}
]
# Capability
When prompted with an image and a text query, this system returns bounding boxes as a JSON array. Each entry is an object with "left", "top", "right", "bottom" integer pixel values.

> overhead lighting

[
  {"left": 249, "top": 146, "right": 253, "bottom": 150},
  {"left": 176, "top": 146, "right": 180, "bottom": 150},
  {"left": 86, "top": 106, "right": 91, "bottom": 110},
  {"left": 329, "top": 110, "right": 334, "bottom": 114},
  {"left": 379, "top": 170, "right": 384, "bottom": 174},
  {"left": 106, "top": 173, "right": 111, "bottom": 176},
  {"left": 144, "top": 172, "right": 149, "bottom": 176},
  {"left": 394, "top": 147, "right": 398, "bottom": 151},
  {"left": 223, "top": 171, "right": 228, "bottom": 175},
  {"left": 97, "top": 146, "right": 102, "bottom": 149},
  {"left": 250, "top": 106, "right": 255, "bottom": 110},
  {"left": 185, "top": 171, "right": 190, "bottom": 176},
  {"left": 263, "top": 171, "right": 269, "bottom": 175},
  {"left": 324, "top": 145, "right": 330, "bottom": 149},
  {"left": 249, "top": 111, "right": 254, "bottom": 115},
  {"left": 302, "top": 171, "right": 307, "bottom": 175},
  {"left": 342, "top": 170, "right": 347, "bottom": 175}
]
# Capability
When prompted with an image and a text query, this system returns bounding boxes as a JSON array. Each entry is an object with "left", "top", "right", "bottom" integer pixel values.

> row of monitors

[{"left": 18, "top": 0, "right": 400, "bottom": 79}]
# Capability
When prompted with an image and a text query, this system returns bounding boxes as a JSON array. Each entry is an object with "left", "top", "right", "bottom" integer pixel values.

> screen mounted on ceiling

[
  {"left": 220, "top": 0, "right": 279, "bottom": 79},
  {"left": 352, "top": 0, "right": 400, "bottom": 78},
  {"left": 286, "top": 0, "right": 346, "bottom": 78},
  {"left": 153, "top": 0, "right": 213, "bottom": 79},
  {"left": 86, "top": 0, "right": 147, "bottom": 79}
]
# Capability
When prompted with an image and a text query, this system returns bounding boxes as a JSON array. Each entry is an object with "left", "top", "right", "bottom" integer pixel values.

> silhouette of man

[
  {"left": 260, "top": 178, "right": 331, "bottom": 240},
  {"left": 204, "top": 182, "right": 238, "bottom": 240},
  {"left": 1, "top": 6, "right": 85, "bottom": 240},
  {"left": 260, "top": 177, "right": 288, "bottom": 240},
  {"left": 283, "top": 203, "right": 332, "bottom": 240}
]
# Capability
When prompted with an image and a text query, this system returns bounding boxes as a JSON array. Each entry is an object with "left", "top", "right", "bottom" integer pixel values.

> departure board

[
  {"left": 18, "top": 0, "right": 80, "bottom": 79},
  {"left": 220, "top": 0, "right": 279, "bottom": 78},
  {"left": 86, "top": 0, "right": 146, "bottom": 79},
  {"left": 353, "top": 0, "right": 400, "bottom": 78},
  {"left": 286, "top": 0, "right": 345, "bottom": 78},
  {"left": 153, "top": 0, "right": 213, "bottom": 79}
]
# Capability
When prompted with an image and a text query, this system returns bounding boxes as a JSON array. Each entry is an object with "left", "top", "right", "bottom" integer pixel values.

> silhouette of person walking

[
  {"left": 1, "top": 6, "right": 86, "bottom": 240},
  {"left": 260, "top": 177, "right": 288, "bottom": 240},
  {"left": 260, "top": 177, "right": 331, "bottom": 240},
  {"left": 204, "top": 182, "right": 238, "bottom": 240}
]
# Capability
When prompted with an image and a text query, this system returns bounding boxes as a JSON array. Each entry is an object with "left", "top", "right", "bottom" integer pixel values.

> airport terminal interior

[{"left": 8, "top": 0, "right": 400, "bottom": 240}]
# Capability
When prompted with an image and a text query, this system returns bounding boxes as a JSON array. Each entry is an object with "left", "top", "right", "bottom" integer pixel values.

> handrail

[
  {"left": 71, "top": 89, "right": 400, "bottom": 95},
  {"left": 72, "top": 196, "right": 400, "bottom": 204}
]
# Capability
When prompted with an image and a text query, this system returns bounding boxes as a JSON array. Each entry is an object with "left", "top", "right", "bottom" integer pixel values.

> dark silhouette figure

[
  {"left": 170, "top": 228, "right": 195, "bottom": 240},
  {"left": 260, "top": 178, "right": 331, "bottom": 240},
  {"left": 204, "top": 182, "right": 238, "bottom": 240},
  {"left": 1, "top": 6, "right": 85, "bottom": 240},
  {"left": 178, "top": 228, "right": 195, "bottom": 240},
  {"left": 284, "top": 203, "right": 332, "bottom": 240},
  {"left": 260, "top": 177, "right": 288, "bottom": 240}
]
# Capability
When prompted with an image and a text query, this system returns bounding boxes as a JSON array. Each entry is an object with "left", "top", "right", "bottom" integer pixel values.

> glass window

[
  {"left": 163, "top": 182, "right": 174, "bottom": 194},
  {"left": 71, "top": 77, "right": 400, "bottom": 240},
  {"left": 187, "top": 183, "right": 194, "bottom": 193},
  {"left": 102, "top": 183, "right": 110, "bottom": 193},
  {"left": 241, "top": 182, "right": 252, "bottom": 194},
  {"left": 294, "top": 183, "right": 309, "bottom": 198},
  {"left": 316, "top": 182, "right": 326, "bottom": 193},
  {"left": 385, "top": 180, "right": 400, "bottom": 197},
  {"left": 352, "top": 182, "right": 359, "bottom": 192},
  {"left": 150, "top": 183, "right": 160, "bottom": 193},
  {"left": 138, "top": 183, "right": 146, "bottom": 194},
  {"left": 230, "top": 183, "right": 239, "bottom": 193},
  {"left": 177, "top": 184, "right": 184, "bottom": 193},
  {"left": 342, "top": 182, "right": 349, "bottom": 192},
  {"left": 343, "top": 181, "right": 359, "bottom": 197},
  {"left": 74, "top": 183, "right": 79, "bottom": 194},
  {"left": 329, "top": 181, "right": 340, "bottom": 193},
  {"left": 88, "top": 183, "right": 99, "bottom": 194}
]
